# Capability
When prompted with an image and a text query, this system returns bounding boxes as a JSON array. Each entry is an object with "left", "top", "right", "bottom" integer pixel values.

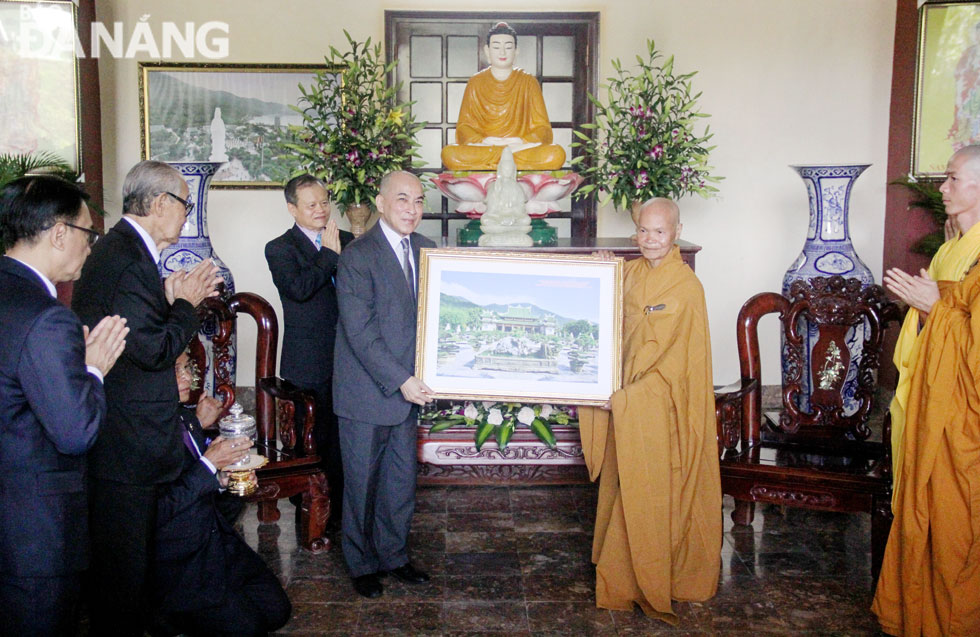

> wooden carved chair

[
  {"left": 198, "top": 292, "right": 331, "bottom": 553},
  {"left": 713, "top": 276, "right": 902, "bottom": 579}
]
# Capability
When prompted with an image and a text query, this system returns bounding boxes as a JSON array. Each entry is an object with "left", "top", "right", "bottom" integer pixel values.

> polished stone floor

[{"left": 238, "top": 485, "right": 884, "bottom": 636}]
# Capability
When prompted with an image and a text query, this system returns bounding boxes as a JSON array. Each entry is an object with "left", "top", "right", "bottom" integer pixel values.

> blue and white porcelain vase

[
  {"left": 782, "top": 164, "right": 874, "bottom": 415},
  {"left": 159, "top": 161, "right": 236, "bottom": 398}
]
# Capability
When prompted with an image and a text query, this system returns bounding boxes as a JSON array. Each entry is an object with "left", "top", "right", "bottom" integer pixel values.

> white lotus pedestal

[
  {"left": 417, "top": 425, "right": 587, "bottom": 485},
  {"left": 431, "top": 171, "right": 583, "bottom": 247}
]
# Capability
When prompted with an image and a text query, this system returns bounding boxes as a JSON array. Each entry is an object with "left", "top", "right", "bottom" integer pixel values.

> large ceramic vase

[
  {"left": 159, "top": 161, "right": 236, "bottom": 399},
  {"left": 782, "top": 164, "right": 874, "bottom": 415}
]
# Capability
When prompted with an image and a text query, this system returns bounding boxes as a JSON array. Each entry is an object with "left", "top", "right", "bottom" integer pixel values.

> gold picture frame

[
  {"left": 0, "top": 0, "right": 81, "bottom": 171},
  {"left": 913, "top": 1, "right": 980, "bottom": 177},
  {"left": 138, "top": 62, "right": 338, "bottom": 189},
  {"left": 415, "top": 249, "right": 623, "bottom": 406}
]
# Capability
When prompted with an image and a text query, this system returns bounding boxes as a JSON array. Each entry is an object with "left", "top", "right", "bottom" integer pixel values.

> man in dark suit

[
  {"left": 265, "top": 174, "right": 354, "bottom": 531},
  {"left": 72, "top": 160, "right": 222, "bottom": 635},
  {"left": 333, "top": 171, "right": 436, "bottom": 598},
  {"left": 0, "top": 176, "right": 128, "bottom": 636},
  {"left": 150, "top": 352, "right": 291, "bottom": 637}
]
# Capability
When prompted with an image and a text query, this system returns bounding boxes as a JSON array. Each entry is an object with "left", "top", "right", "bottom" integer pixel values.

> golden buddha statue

[{"left": 441, "top": 22, "right": 566, "bottom": 172}]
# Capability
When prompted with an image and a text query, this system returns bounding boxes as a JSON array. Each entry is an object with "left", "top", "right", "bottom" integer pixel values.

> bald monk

[
  {"left": 580, "top": 198, "right": 721, "bottom": 624},
  {"left": 883, "top": 145, "right": 980, "bottom": 503},
  {"left": 873, "top": 148, "right": 980, "bottom": 636},
  {"left": 441, "top": 21, "right": 565, "bottom": 172}
]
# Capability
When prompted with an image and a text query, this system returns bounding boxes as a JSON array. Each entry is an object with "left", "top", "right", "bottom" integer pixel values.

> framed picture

[
  {"left": 139, "top": 62, "right": 338, "bottom": 189},
  {"left": 0, "top": 0, "right": 80, "bottom": 171},
  {"left": 913, "top": 2, "right": 980, "bottom": 177},
  {"left": 416, "top": 249, "right": 623, "bottom": 406}
]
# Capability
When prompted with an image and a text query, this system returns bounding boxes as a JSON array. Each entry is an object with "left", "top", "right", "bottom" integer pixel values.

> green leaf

[
  {"left": 529, "top": 418, "right": 557, "bottom": 449},
  {"left": 427, "top": 420, "right": 457, "bottom": 433},
  {"left": 497, "top": 422, "right": 515, "bottom": 449},
  {"left": 474, "top": 420, "right": 495, "bottom": 450}
]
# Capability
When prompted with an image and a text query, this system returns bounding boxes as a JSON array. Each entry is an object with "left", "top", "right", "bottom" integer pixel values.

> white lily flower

[
  {"left": 517, "top": 406, "right": 535, "bottom": 425},
  {"left": 539, "top": 404, "right": 553, "bottom": 419},
  {"left": 464, "top": 403, "right": 479, "bottom": 420},
  {"left": 487, "top": 408, "right": 503, "bottom": 425}
]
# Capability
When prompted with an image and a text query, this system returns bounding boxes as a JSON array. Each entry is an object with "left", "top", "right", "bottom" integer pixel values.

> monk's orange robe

[
  {"left": 872, "top": 262, "right": 980, "bottom": 636},
  {"left": 441, "top": 68, "right": 566, "bottom": 171},
  {"left": 579, "top": 246, "right": 722, "bottom": 623}
]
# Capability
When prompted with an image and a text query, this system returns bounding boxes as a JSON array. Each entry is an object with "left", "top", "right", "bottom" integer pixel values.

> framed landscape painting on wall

[
  {"left": 415, "top": 249, "right": 623, "bottom": 406},
  {"left": 913, "top": 1, "right": 980, "bottom": 177},
  {"left": 139, "top": 62, "right": 336, "bottom": 188}
]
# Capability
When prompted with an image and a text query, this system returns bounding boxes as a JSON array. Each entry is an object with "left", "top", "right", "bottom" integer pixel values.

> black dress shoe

[
  {"left": 385, "top": 563, "right": 430, "bottom": 584},
  {"left": 352, "top": 573, "right": 383, "bottom": 598}
]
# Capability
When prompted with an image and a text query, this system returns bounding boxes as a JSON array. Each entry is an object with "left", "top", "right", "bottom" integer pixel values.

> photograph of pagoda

[{"left": 434, "top": 270, "right": 600, "bottom": 384}]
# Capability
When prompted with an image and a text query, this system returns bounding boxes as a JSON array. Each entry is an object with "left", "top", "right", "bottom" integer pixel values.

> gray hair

[{"left": 122, "top": 160, "right": 185, "bottom": 217}]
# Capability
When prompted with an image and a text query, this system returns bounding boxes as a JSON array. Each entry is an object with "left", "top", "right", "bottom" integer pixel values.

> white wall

[{"left": 96, "top": 0, "right": 896, "bottom": 386}]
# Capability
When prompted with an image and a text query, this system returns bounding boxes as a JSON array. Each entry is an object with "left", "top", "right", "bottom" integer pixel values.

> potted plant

[
  {"left": 892, "top": 174, "right": 947, "bottom": 257},
  {"left": 283, "top": 31, "right": 424, "bottom": 235},
  {"left": 571, "top": 39, "right": 720, "bottom": 217}
]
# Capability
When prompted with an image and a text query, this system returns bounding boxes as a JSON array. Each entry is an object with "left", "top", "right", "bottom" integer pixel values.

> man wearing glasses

[
  {"left": 0, "top": 176, "right": 129, "bottom": 635},
  {"left": 73, "top": 160, "right": 222, "bottom": 636}
]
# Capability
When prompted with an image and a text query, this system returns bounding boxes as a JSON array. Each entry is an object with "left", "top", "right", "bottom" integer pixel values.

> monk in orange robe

[
  {"left": 580, "top": 198, "right": 721, "bottom": 624},
  {"left": 441, "top": 22, "right": 565, "bottom": 172},
  {"left": 884, "top": 145, "right": 980, "bottom": 503},
  {"left": 874, "top": 146, "right": 980, "bottom": 636}
]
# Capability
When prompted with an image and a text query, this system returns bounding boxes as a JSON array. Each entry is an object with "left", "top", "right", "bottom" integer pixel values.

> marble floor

[{"left": 239, "top": 485, "right": 884, "bottom": 636}]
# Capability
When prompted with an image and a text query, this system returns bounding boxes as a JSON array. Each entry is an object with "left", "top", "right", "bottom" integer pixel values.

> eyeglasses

[
  {"left": 63, "top": 222, "right": 101, "bottom": 246},
  {"left": 165, "top": 191, "right": 194, "bottom": 216}
]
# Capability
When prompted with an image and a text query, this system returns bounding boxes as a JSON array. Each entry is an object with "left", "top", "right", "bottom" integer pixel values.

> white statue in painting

[
  {"left": 479, "top": 147, "right": 533, "bottom": 247},
  {"left": 209, "top": 106, "right": 229, "bottom": 162}
]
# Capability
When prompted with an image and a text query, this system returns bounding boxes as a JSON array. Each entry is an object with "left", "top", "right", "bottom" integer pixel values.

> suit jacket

[
  {"left": 265, "top": 224, "right": 354, "bottom": 386},
  {"left": 0, "top": 256, "right": 105, "bottom": 576},
  {"left": 72, "top": 218, "right": 200, "bottom": 484},
  {"left": 333, "top": 222, "right": 435, "bottom": 426},
  {"left": 151, "top": 410, "right": 234, "bottom": 614}
]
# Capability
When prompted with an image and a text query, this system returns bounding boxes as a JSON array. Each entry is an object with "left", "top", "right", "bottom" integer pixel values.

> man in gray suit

[{"left": 333, "top": 171, "right": 435, "bottom": 598}]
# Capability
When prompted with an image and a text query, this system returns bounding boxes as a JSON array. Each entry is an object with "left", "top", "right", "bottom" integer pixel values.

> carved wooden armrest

[
  {"left": 714, "top": 378, "right": 758, "bottom": 456},
  {"left": 257, "top": 376, "right": 318, "bottom": 456}
]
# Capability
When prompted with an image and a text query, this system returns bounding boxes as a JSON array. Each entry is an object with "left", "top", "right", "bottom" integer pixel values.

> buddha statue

[
  {"left": 479, "top": 147, "right": 533, "bottom": 247},
  {"left": 441, "top": 22, "right": 566, "bottom": 172}
]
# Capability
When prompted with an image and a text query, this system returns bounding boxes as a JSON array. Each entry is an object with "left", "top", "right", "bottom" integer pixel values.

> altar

[{"left": 416, "top": 237, "right": 701, "bottom": 485}]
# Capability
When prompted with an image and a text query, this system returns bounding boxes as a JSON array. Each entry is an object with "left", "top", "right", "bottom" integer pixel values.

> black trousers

[
  {"left": 0, "top": 572, "right": 80, "bottom": 636},
  {"left": 87, "top": 479, "right": 159, "bottom": 636},
  {"left": 168, "top": 536, "right": 291, "bottom": 637}
]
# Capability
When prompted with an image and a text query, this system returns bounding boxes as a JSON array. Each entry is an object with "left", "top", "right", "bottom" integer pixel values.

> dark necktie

[{"left": 401, "top": 236, "right": 415, "bottom": 299}]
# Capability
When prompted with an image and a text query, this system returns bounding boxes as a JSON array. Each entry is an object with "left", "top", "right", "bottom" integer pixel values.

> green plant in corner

[
  {"left": 0, "top": 152, "right": 76, "bottom": 189},
  {"left": 571, "top": 39, "right": 720, "bottom": 210},
  {"left": 891, "top": 174, "right": 946, "bottom": 257},
  {"left": 282, "top": 31, "right": 425, "bottom": 214}
]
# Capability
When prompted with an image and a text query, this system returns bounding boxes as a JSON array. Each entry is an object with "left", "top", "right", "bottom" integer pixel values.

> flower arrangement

[
  {"left": 571, "top": 39, "right": 720, "bottom": 210},
  {"left": 283, "top": 31, "right": 424, "bottom": 212},
  {"left": 421, "top": 401, "right": 578, "bottom": 450}
]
